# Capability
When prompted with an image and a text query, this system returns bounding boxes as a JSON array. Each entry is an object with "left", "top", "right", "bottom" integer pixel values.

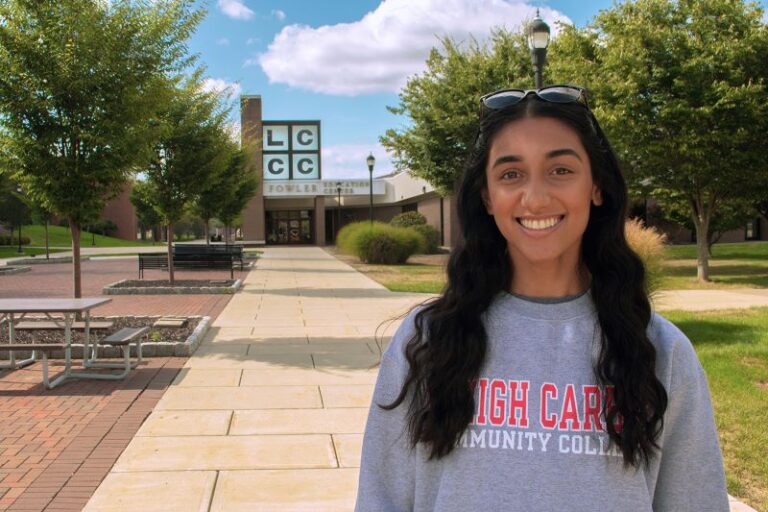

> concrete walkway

[
  {"left": 83, "top": 246, "right": 761, "bottom": 512},
  {"left": 84, "top": 246, "right": 424, "bottom": 511}
]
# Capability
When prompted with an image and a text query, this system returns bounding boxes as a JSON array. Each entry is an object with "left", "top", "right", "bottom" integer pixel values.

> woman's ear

[{"left": 591, "top": 186, "right": 603, "bottom": 206}]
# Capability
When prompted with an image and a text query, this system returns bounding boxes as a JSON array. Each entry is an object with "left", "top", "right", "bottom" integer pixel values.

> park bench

[
  {"left": 1, "top": 343, "right": 68, "bottom": 389},
  {"left": 138, "top": 250, "right": 235, "bottom": 279},
  {"left": 138, "top": 253, "right": 169, "bottom": 278},
  {"left": 175, "top": 244, "right": 244, "bottom": 270}
]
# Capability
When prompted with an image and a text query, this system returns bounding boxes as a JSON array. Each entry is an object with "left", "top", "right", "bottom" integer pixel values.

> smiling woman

[{"left": 355, "top": 88, "right": 730, "bottom": 511}]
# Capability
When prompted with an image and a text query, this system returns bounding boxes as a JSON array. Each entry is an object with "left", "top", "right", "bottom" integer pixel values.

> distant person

[{"left": 355, "top": 85, "right": 728, "bottom": 511}]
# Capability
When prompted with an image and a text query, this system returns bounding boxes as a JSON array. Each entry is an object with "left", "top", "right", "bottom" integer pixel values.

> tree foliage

[
  {"left": 130, "top": 179, "right": 163, "bottom": 240},
  {"left": 0, "top": 0, "right": 203, "bottom": 295},
  {"left": 548, "top": 0, "right": 768, "bottom": 280},
  {"left": 381, "top": 30, "right": 534, "bottom": 193},
  {"left": 215, "top": 146, "right": 258, "bottom": 240}
]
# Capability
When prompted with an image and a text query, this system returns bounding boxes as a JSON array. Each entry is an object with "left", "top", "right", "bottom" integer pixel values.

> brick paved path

[
  {"left": 0, "top": 257, "right": 244, "bottom": 510},
  {"left": 0, "top": 259, "right": 241, "bottom": 317},
  {"left": 0, "top": 358, "right": 186, "bottom": 511}
]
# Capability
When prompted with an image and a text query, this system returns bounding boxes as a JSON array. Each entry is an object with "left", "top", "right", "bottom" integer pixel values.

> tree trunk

[
  {"left": 205, "top": 220, "right": 210, "bottom": 246},
  {"left": 70, "top": 220, "right": 82, "bottom": 298},
  {"left": 690, "top": 198, "right": 713, "bottom": 283},
  {"left": 44, "top": 220, "right": 50, "bottom": 259},
  {"left": 167, "top": 223, "right": 175, "bottom": 285}
]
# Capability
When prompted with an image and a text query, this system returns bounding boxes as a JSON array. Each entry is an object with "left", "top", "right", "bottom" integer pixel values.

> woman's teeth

[{"left": 517, "top": 216, "right": 563, "bottom": 230}]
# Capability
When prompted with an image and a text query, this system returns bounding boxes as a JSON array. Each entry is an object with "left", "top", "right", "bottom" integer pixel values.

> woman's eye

[
  {"left": 552, "top": 167, "right": 573, "bottom": 176},
  {"left": 501, "top": 170, "right": 521, "bottom": 180}
]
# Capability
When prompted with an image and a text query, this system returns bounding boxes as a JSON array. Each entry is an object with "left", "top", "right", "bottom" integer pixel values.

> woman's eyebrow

[{"left": 491, "top": 148, "right": 582, "bottom": 168}]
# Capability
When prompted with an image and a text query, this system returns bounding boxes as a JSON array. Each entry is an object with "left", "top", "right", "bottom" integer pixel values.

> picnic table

[{"left": 0, "top": 297, "right": 141, "bottom": 389}]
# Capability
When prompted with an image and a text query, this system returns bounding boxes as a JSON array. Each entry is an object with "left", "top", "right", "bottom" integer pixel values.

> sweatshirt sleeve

[
  {"left": 651, "top": 329, "right": 729, "bottom": 512},
  {"left": 355, "top": 311, "right": 419, "bottom": 512}
]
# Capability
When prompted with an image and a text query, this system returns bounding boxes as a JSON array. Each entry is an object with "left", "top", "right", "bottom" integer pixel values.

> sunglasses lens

[
  {"left": 537, "top": 86, "right": 585, "bottom": 104},
  {"left": 482, "top": 90, "right": 526, "bottom": 110}
]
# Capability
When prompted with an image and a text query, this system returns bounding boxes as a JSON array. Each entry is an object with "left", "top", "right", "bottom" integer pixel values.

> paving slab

[
  {"left": 332, "top": 434, "right": 364, "bottom": 468},
  {"left": 183, "top": 352, "right": 314, "bottom": 370},
  {"left": 114, "top": 435, "right": 337, "bottom": 472},
  {"left": 210, "top": 469, "right": 359, "bottom": 512},
  {"left": 136, "top": 410, "right": 232, "bottom": 436},
  {"left": 230, "top": 408, "right": 369, "bottom": 435},
  {"left": 156, "top": 386, "right": 321, "bottom": 410},
  {"left": 173, "top": 368, "right": 243, "bottom": 387},
  {"left": 240, "top": 368, "right": 377, "bottom": 386},
  {"left": 320, "top": 385, "right": 375, "bottom": 408},
  {"left": 83, "top": 471, "right": 216, "bottom": 512}
]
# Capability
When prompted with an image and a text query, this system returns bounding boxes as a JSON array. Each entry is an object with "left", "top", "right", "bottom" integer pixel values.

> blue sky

[{"left": 189, "top": 0, "right": 767, "bottom": 180}]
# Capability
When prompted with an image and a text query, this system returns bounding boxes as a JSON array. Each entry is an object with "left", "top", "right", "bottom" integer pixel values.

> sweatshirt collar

[{"left": 496, "top": 287, "right": 595, "bottom": 320}]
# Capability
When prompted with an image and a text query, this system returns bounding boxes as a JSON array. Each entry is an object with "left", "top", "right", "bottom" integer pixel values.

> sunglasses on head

[{"left": 479, "top": 85, "right": 589, "bottom": 117}]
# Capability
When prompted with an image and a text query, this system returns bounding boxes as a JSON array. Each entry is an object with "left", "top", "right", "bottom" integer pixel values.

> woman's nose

[{"left": 520, "top": 179, "right": 551, "bottom": 211}]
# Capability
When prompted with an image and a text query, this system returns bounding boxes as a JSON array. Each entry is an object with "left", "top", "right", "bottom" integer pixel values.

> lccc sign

[{"left": 262, "top": 121, "right": 321, "bottom": 180}]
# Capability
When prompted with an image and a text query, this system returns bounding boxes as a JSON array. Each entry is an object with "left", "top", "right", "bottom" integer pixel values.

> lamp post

[
  {"left": 366, "top": 153, "right": 375, "bottom": 224},
  {"left": 336, "top": 181, "right": 342, "bottom": 240},
  {"left": 15, "top": 187, "right": 23, "bottom": 254},
  {"left": 528, "top": 9, "right": 550, "bottom": 89}
]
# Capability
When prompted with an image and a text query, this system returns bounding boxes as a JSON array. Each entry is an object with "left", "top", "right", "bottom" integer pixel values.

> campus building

[{"left": 238, "top": 95, "right": 458, "bottom": 246}]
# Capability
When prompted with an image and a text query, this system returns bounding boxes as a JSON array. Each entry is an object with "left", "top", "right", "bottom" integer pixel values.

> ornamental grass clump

[
  {"left": 624, "top": 217, "right": 667, "bottom": 295},
  {"left": 337, "top": 221, "right": 421, "bottom": 264}
]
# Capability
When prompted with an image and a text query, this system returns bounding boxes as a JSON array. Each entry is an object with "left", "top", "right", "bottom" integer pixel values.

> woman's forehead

[{"left": 488, "top": 117, "right": 587, "bottom": 158}]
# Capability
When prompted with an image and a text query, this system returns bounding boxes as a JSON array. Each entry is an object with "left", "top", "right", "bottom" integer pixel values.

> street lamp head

[
  {"left": 366, "top": 153, "right": 375, "bottom": 172},
  {"left": 528, "top": 9, "right": 550, "bottom": 50},
  {"left": 336, "top": 181, "right": 342, "bottom": 193}
]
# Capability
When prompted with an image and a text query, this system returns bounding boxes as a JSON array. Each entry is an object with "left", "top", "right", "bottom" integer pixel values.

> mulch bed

[
  {"left": 0, "top": 316, "right": 201, "bottom": 344},
  {"left": 111, "top": 279, "right": 236, "bottom": 288}
]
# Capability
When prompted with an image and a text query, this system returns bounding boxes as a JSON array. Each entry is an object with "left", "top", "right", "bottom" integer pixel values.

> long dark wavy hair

[{"left": 381, "top": 96, "right": 668, "bottom": 468}]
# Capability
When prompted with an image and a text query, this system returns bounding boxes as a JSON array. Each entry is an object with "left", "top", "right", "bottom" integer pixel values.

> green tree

[
  {"left": 381, "top": 30, "right": 534, "bottom": 193},
  {"left": 215, "top": 147, "right": 258, "bottom": 243},
  {"left": 144, "top": 76, "right": 232, "bottom": 283},
  {"left": 130, "top": 180, "right": 163, "bottom": 242},
  {"left": 0, "top": 0, "right": 202, "bottom": 296},
  {"left": 548, "top": 0, "right": 768, "bottom": 281},
  {"left": 653, "top": 189, "right": 756, "bottom": 254},
  {"left": 194, "top": 139, "right": 241, "bottom": 245}
]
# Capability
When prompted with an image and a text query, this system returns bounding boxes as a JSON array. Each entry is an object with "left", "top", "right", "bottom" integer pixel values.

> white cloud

[
  {"left": 200, "top": 78, "right": 242, "bottom": 99},
  {"left": 218, "top": 0, "right": 254, "bottom": 21},
  {"left": 271, "top": 9, "right": 286, "bottom": 21},
  {"left": 246, "top": 37, "right": 259, "bottom": 45},
  {"left": 255, "top": 0, "right": 570, "bottom": 96},
  {"left": 217, "top": 37, "right": 230, "bottom": 46},
  {"left": 321, "top": 144, "right": 394, "bottom": 180}
]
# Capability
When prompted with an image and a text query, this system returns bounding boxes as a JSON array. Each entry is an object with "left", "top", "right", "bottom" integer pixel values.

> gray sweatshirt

[{"left": 356, "top": 290, "right": 729, "bottom": 511}]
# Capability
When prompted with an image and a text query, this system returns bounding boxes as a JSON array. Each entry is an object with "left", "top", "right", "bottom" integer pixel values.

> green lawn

[
  {"left": 0, "top": 247, "right": 67, "bottom": 259},
  {"left": 16, "top": 224, "right": 162, "bottom": 248},
  {"left": 665, "top": 241, "right": 768, "bottom": 260},
  {"left": 664, "top": 308, "right": 768, "bottom": 511}
]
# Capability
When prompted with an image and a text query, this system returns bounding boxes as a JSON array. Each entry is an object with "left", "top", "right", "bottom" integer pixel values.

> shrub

[
  {"left": 337, "top": 221, "right": 421, "bottom": 264},
  {"left": 336, "top": 221, "right": 371, "bottom": 255},
  {"left": 625, "top": 217, "right": 667, "bottom": 295},
  {"left": 411, "top": 224, "right": 440, "bottom": 254},
  {"left": 390, "top": 211, "right": 426, "bottom": 228}
]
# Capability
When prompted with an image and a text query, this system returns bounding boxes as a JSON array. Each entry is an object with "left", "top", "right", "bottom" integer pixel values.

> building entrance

[{"left": 266, "top": 210, "right": 313, "bottom": 244}]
